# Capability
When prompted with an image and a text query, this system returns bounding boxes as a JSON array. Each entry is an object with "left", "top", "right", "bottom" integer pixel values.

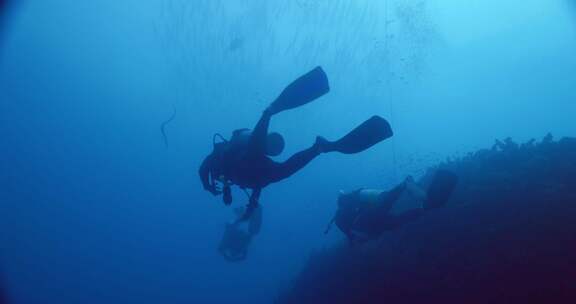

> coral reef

[{"left": 277, "top": 136, "right": 576, "bottom": 304}]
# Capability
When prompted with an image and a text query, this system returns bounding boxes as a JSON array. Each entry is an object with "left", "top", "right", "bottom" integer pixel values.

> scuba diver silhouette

[
  {"left": 326, "top": 170, "right": 459, "bottom": 245},
  {"left": 200, "top": 67, "right": 393, "bottom": 220}
]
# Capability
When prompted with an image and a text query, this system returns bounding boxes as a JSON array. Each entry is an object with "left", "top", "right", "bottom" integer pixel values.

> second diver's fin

[
  {"left": 325, "top": 115, "right": 393, "bottom": 154},
  {"left": 268, "top": 66, "right": 330, "bottom": 115},
  {"left": 424, "top": 170, "right": 458, "bottom": 209}
]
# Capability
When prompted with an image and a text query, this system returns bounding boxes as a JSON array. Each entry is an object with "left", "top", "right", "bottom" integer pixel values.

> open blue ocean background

[{"left": 1, "top": 1, "right": 575, "bottom": 303}]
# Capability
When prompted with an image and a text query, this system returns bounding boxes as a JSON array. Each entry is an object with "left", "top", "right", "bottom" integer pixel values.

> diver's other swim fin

[
  {"left": 326, "top": 115, "right": 393, "bottom": 154},
  {"left": 424, "top": 170, "right": 458, "bottom": 209},
  {"left": 268, "top": 66, "right": 330, "bottom": 115}
]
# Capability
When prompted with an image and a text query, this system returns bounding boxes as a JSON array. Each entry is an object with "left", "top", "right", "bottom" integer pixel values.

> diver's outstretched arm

[
  {"left": 199, "top": 155, "right": 212, "bottom": 189},
  {"left": 199, "top": 154, "right": 220, "bottom": 195}
]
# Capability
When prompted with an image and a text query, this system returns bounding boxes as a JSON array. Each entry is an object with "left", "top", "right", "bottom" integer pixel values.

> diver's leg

[
  {"left": 268, "top": 144, "right": 321, "bottom": 183},
  {"left": 246, "top": 109, "right": 273, "bottom": 156}
]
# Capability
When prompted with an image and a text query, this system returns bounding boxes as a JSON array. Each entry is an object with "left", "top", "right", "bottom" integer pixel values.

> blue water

[{"left": 1, "top": 1, "right": 575, "bottom": 303}]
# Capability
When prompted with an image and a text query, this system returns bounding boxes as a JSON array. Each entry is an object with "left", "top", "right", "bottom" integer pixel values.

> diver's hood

[{"left": 265, "top": 132, "right": 285, "bottom": 156}]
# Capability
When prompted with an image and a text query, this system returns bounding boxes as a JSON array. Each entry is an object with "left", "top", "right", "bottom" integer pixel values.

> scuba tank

[
  {"left": 228, "top": 129, "right": 285, "bottom": 157},
  {"left": 211, "top": 129, "right": 286, "bottom": 206}
]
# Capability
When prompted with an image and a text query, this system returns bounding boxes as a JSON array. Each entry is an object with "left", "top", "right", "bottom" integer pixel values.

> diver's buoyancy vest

[
  {"left": 334, "top": 189, "right": 385, "bottom": 234},
  {"left": 210, "top": 129, "right": 251, "bottom": 181}
]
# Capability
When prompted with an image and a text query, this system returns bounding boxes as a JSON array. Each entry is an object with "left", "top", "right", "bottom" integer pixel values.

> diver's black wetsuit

[
  {"left": 332, "top": 171, "right": 458, "bottom": 243},
  {"left": 199, "top": 108, "right": 321, "bottom": 213}
]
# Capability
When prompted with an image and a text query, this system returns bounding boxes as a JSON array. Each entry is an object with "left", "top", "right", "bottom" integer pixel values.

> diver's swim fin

[
  {"left": 424, "top": 170, "right": 458, "bottom": 209},
  {"left": 268, "top": 66, "right": 330, "bottom": 115},
  {"left": 326, "top": 115, "right": 393, "bottom": 154}
]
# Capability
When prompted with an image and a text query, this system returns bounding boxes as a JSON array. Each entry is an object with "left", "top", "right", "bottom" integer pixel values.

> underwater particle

[{"left": 228, "top": 36, "right": 244, "bottom": 52}]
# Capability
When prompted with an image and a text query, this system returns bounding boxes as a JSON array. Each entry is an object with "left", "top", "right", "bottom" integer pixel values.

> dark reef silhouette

[
  {"left": 0, "top": 269, "right": 7, "bottom": 304},
  {"left": 277, "top": 135, "right": 576, "bottom": 304}
]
